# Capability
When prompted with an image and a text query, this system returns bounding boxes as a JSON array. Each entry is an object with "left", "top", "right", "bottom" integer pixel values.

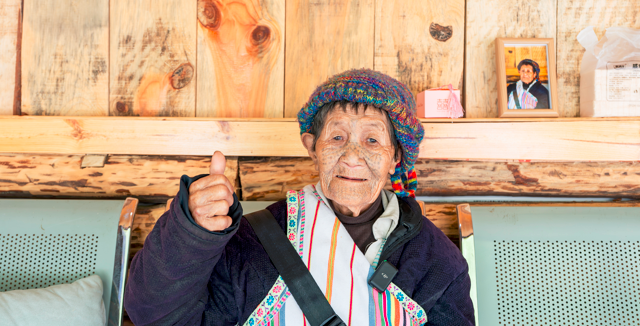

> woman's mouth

[{"left": 336, "top": 175, "right": 367, "bottom": 182}]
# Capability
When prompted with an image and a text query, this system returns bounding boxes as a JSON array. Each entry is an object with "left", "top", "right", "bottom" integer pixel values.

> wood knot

[
  {"left": 198, "top": 0, "right": 221, "bottom": 30},
  {"left": 170, "top": 63, "right": 194, "bottom": 90},
  {"left": 429, "top": 23, "right": 453, "bottom": 42},
  {"left": 116, "top": 101, "right": 128, "bottom": 113},
  {"left": 251, "top": 26, "right": 271, "bottom": 46}
]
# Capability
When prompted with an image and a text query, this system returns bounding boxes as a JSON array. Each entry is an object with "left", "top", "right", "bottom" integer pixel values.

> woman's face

[
  {"left": 519, "top": 64, "right": 535, "bottom": 84},
  {"left": 301, "top": 104, "right": 400, "bottom": 217}
]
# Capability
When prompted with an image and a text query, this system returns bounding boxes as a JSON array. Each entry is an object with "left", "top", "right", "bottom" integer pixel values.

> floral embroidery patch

[
  {"left": 243, "top": 276, "right": 291, "bottom": 326},
  {"left": 285, "top": 191, "right": 299, "bottom": 247},
  {"left": 297, "top": 190, "right": 306, "bottom": 257},
  {"left": 387, "top": 282, "right": 428, "bottom": 325}
]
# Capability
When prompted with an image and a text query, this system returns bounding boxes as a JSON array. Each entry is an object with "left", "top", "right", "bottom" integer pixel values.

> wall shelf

[{"left": 0, "top": 116, "right": 639, "bottom": 161}]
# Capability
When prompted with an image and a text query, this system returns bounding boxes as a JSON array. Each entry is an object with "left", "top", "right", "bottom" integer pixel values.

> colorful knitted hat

[
  {"left": 297, "top": 69, "right": 424, "bottom": 198},
  {"left": 518, "top": 59, "right": 541, "bottom": 82}
]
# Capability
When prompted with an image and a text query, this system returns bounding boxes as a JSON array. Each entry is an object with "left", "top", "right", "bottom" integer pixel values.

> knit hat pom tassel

[{"left": 391, "top": 163, "right": 417, "bottom": 198}]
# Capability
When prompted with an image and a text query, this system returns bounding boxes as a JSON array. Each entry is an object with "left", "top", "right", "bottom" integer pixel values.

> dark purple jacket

[{"left": 124, "top": 175, "right": 475, "bottom": 325}]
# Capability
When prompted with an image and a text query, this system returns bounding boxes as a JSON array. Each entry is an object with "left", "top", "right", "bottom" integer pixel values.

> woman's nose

[{"left": 341, "top": 143, "right": 363, "bottom": 167}]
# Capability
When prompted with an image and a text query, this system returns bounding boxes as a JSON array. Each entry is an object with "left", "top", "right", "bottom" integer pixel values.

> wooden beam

[
  {"left": 0, "top": 153, "right": 239, "bottom": 201},
  {"left": 465, "top": 0, "right": 556, "bottom": 118},
  {"left": 0, "top": 0, "right": 20, "bottom": 115},
  {"left": 240, "top": 158, "right": 640, "bottom": 200},
  {"left": 1, "top": 116, "right": 639, "bottom": 161},
  {"left": 21, "top": 0, "right": 109, "bottom": 116}
]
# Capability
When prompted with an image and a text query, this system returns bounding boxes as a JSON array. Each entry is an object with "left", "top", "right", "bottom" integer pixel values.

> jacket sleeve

[
  {"left": 124, "top": 174, "right": 243, "bottom": 326},
  {"left": 426, "top": 265, "right": 475, "bottom": 325}
]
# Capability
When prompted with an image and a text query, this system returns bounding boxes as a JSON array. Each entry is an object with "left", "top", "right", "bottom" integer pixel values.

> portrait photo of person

[
  {"left": 507, "top": 59, "right": 551, "bottom": 109},
  {"left": 496, "top": 39, "right": 558, "bottom": 118},
  {"left": 504, "top": 45, "right": 551, "bottom": 110}
]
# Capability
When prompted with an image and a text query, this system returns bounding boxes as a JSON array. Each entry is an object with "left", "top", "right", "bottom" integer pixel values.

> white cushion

[{"left": 0, "top": 275, "right": 105, "bottom": 326}]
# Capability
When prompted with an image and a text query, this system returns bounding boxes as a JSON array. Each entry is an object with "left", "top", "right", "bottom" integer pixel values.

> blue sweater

[{"left": 124, "top": 175, "right": 475, "bottom": 325}]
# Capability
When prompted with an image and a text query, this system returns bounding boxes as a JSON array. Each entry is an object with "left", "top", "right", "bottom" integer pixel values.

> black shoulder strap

[
  {"left": 512, "top": 90, "right": 522, "bottom": 109},
  {"left": 245, "top": 209, "right": 345, "bottom": 326}
]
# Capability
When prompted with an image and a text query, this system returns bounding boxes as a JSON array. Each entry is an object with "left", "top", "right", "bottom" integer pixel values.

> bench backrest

[
  {"left": 457, "top": 204, "right": 640, "bottom": 326},
  {"left": 0, "top": 198, "right": 137, "bottom": 326}
]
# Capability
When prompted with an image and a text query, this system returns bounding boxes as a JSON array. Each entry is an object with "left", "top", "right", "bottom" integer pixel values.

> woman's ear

[
  {"left": 388, "top": 149, "right": 402, "bottom": 175},
  {"left": 301, "top": 133, "right": 318, "bottom": 163}
]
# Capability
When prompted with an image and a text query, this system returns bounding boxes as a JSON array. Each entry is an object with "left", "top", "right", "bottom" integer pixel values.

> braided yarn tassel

[{"left": 391, "top": 163, "right": 417, "bottom": 198}]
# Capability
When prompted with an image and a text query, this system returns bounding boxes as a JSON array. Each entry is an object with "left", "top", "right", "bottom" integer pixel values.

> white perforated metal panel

[
  {"left": 493, "top": 240, "right": 640, "bottom": 326},
  {"left": 0, "top": 233, "right": 99, "bottom": 291}
]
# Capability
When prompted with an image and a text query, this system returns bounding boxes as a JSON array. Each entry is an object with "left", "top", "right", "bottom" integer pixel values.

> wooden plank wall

[
  {"left": 374, "top": 0, "right": 465, "bottom": 96},
  {"left": 5, "top": 0, "right": 640, "bottom": 117},
  {"left": 284, "top": 0, "right": 375, "bottom": 117},
  {"left": 110, "top": 0, "right": 196, "bottom": 117},
  {"left": 0, "top": 0, "right": 20, "bottom": 116},
  {"left": 464, "top": 0, "right": 557, "bottom": 118},
  {"left": 21, "top": 0, "right": 109, "bottom": 116},
  {"left": 556, "top": 0, "right": 640, "bottom": 118},
  {"left": 196, "top": 0, "right": 285, "bottom": 118}
]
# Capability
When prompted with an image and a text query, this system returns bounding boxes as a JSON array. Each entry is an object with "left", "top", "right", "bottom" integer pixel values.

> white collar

[{"left": 313, "top": 182, "right": 399, "bottom": 264}]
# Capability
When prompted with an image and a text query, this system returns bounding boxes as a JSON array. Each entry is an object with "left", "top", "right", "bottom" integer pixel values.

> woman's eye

[
  {"left": 333, "top": 136, "right": 343, "bottom": 141},
  {"left": 367, "top": 138, "right": 378, "bottom": 143}
]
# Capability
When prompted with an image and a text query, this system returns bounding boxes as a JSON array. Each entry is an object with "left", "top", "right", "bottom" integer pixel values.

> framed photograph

[{"left": 496, "top": 38, "right": 559, "bottom": 118}]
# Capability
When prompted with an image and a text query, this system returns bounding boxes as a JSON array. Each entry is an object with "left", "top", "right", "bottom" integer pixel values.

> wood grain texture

[
  {"left": 196, "top": 0, "right": 284, "bottom": 118},
  {"left": 240, "top": 157, "right": 320, "bottom": 200},
  {"left": 557, "top": 0, "right": 640, "bottom": 118},
  {"left": 110, "top": 0, "right": 196, "bottom": 117},
  {"left": 2, "top": 116, "right": 640, "bottom": 161},
  {"left": 422, "top": 203, "right": 459, "bottom": 238},
  {"left": 284, "top": 0, "right": 374, "bottom": 118},
  {"left": 240, "top": 157, "right": 640, "bottom": 200},
  {"left": 374, "top": 0, "right": 465, "bottom": 95},
  {"left": 415, "top": 160, "right": 640, "bottom": 197},
  {"left": 465, "top": 0, "right": 556, "bottom": 118},
  {"left": 130, "top": 203, "right": 166, "bottom": 259},
  {"left": 0, "top": 153, "right": 239, "bottom": 200},
  {"left": 0, "top": 0, "right": 20, "bottom": 115},
  {"left": 21, "top": 0, "right": 108, "bottom": 116}
]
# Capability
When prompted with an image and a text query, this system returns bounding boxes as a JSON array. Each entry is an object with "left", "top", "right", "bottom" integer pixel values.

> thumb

[{"left": 210, "top": 151, "right": 226, "bottom": 175}]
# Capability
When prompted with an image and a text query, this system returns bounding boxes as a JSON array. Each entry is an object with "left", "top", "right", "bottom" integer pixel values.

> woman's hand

[{"left": 188, "top": 151, "right": 235, "bottom": 232}]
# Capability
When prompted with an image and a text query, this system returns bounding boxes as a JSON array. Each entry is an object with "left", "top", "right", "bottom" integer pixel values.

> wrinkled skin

[
  {"left": 301, "top": 103, "right": 400, "bottom": 217},
  {"left": 519, "top": 64, "right": 536, "bottom": 84}
]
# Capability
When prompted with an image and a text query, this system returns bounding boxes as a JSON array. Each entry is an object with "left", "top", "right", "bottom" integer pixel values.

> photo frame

[{"left": 496, "top": 38, "right": 559, "bottom": 118}]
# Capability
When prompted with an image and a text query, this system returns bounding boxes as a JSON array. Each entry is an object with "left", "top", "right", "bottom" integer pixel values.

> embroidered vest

[{"left": 243, "top": 185, "right": 427, "bottom": 326}]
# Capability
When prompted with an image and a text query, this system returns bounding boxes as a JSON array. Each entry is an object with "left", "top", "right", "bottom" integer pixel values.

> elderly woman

[
  {"left": 125, "top": 70, "right": 474, "bottom": 325},
  {"left": 507, "top": 59, "right": 550, "bottom": 109}
]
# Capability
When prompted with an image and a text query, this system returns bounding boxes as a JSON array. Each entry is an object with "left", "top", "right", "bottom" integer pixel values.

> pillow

[{"left": 0, "top": 275, "right": 106, "bottom": 326}]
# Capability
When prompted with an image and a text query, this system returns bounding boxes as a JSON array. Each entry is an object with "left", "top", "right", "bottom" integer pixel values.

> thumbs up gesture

[{"left": 188, "top": 151, "right": 235, "bottom": 232}]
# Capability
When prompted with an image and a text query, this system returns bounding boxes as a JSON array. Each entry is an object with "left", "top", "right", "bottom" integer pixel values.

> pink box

[{"left": 415, "top": 87, "right": 463, "bottom": 118}]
